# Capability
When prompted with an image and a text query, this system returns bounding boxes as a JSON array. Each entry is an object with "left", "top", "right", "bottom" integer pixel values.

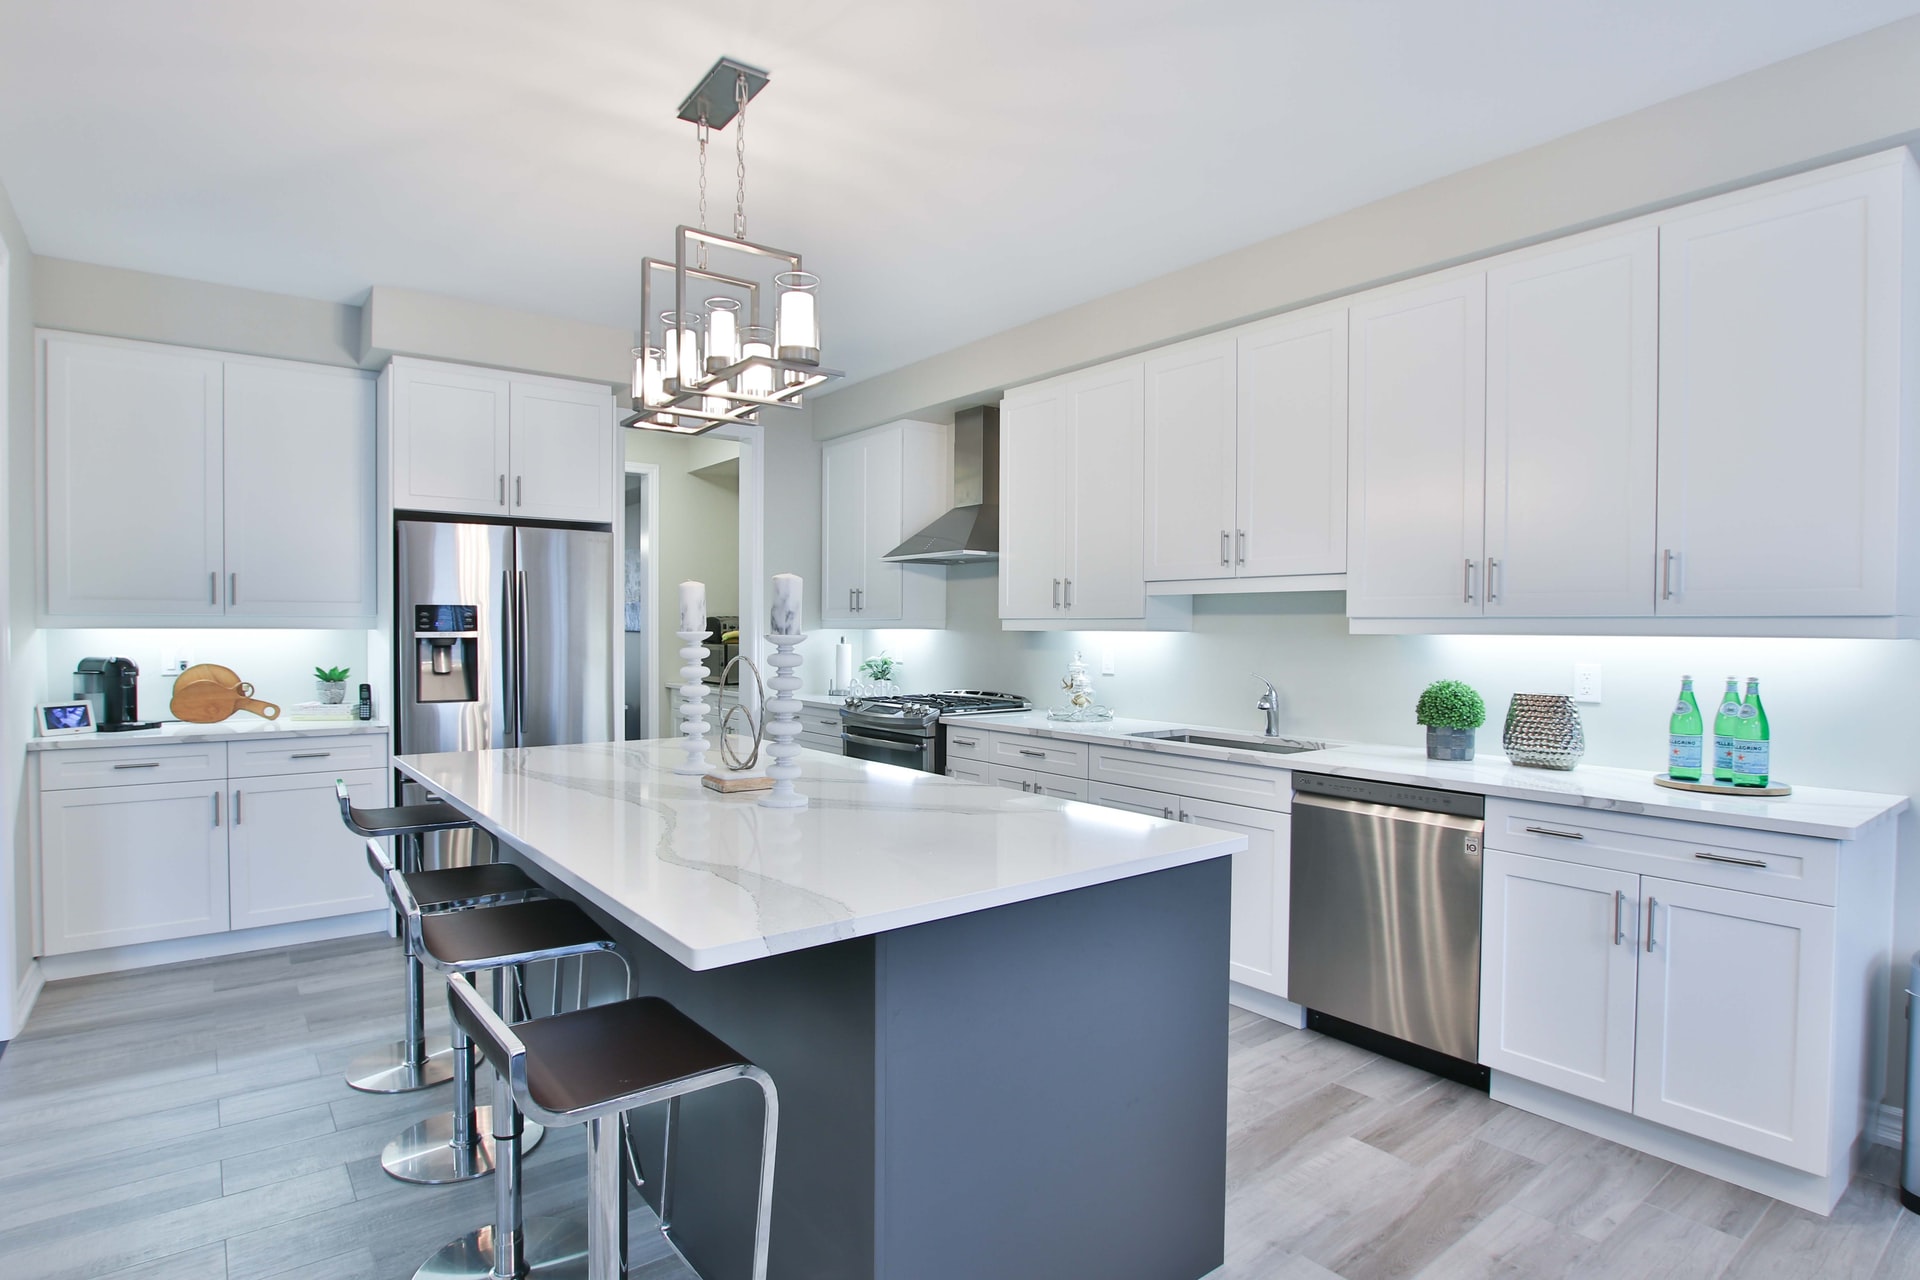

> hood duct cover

[{"left": 883, "top": 406, "right": 999, "bottom": 564}]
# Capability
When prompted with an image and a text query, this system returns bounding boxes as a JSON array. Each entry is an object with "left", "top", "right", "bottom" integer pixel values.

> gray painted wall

[{"left": 809, "top": 13, "right": 1920, "bottom": 438}]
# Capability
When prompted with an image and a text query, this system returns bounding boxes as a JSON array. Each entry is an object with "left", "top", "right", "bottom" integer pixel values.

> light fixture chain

[
  {"left": 696, "top": 112, "right": 710, "bottom": 270},
  {"left": 733, "top": 74, "right": 748, "bottom": 241}
]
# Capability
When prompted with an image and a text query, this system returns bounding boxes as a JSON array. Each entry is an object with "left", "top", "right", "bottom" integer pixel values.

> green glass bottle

[
  {"left": 1732, "top": 677, "right": 1771, "bottom": 787},
  {"left": 1712, "top": 677, "right": 1742, "bottom": 785},
  {"left": 1667, "top": 676, "right": 1704, "bottom": 782}
]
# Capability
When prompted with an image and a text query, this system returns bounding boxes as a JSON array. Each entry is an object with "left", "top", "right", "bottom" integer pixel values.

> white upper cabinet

[
  {"left": 999, "top": 387, "right": 1071, "bottom": 621},
  {"left": 44, "top": 335, "right": 225, "bottom": 617},
  {"left": 223, "top": 358, "right": 377, "bottom": 618},
  {"left": 43, "top": 333, "right": 376, "bottom": 624},
  {"left": 819, "top": 419, "right": 948, "bottom": 628},
  {"left": 1656, "top": 159, "right": 1904, "bottom": 618},
  {"left": 1484, "top": 226, "right": 1658, "bottom": 618},
  {"left": 389, "top": 360, "right": 512, "bottom": 516},
  {"left": 1144, "top": 337, "right": 1238, "bottom": 582},
  {"left": 1346, "top": 273, "right": 1487, "bottom": 619},
  {"left": 1237, "top": 307, "right": 1348, "bottom": 581},
  {"left": 390, "top": 358, "right": 614, "bottom": 525},
  {"left": 509, "top": 377, "right": 615, "bottom": 525}
]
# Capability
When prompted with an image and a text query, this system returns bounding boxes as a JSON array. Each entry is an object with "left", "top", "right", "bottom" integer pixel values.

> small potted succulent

[
  {"left": 857, "top": 652, "right": 900, "bottom": 696},
  {"left": 315, "top": 666, "right": 351, "bottom": 705},
  {"left": 1416, "top": 679, "right": 1485, "bottom": 761}
]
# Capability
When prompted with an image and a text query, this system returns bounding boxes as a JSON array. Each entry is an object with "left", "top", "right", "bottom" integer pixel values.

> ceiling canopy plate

[{"left": 674, "top": 56, "right": 770, "bottom": 129}]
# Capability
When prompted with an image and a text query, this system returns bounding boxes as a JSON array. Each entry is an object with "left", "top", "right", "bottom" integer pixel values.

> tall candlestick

[
  {"left": 759, "top": 623, "right": 807, "bottom": 809},
  {"left": 771, "top": 574, "right": 803, "bottom": 637},
  {"left": 678, "top": 580, "right": 706, "bottom": 634},
  {"left": 673, "top": 627, "right": 711, "bottom": 775}
]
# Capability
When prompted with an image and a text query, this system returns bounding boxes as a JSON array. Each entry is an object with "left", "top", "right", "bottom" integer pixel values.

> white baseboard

[
  {"left": 9, "top": 961, "right": 45, "bottom": 1039},
  {"left": 1875, "top": 1103, "right": 1904, "bottom": 1149},
  {"left": 1229, "top": 982, "right": 1307, "bottom": 1029},
  {"left": 36, "top": 912, "right": 388, "bottom": 984}
]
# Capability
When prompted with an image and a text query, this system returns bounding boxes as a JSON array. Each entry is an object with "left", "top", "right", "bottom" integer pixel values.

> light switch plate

[
  {"left": 1574, "top": 663, "right": 1602, "bottom": 703},
  {"left": 161, "top": 654, "right": 188, "bottom": 677},
  {"left": 1101, "top": 650, "right": 1116, "bottom": 677}
]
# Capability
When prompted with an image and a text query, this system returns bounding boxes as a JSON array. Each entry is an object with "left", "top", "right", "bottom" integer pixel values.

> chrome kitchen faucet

[{"left": 1254, "top": 674, "right": 1281, "bottom": 737}]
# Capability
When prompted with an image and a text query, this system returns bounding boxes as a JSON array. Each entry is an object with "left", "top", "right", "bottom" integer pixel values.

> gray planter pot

[
  {"left": 317, "top": 681, "right": 347, "bottom": 705},
  {"left": 1425, "top": 726, "right": 1476, "bottom": 761}
]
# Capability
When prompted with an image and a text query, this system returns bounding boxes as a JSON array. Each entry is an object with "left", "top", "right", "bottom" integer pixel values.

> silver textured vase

[{"left": 1503, "top": 694, "right": 1585, "bottom": 770}]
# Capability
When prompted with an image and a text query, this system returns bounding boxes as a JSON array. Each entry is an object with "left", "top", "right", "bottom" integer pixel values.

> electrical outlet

[
  {"left": 1574, "top": 663, "right": 1602, "bottom": 703},
  {"left": 1101, "top": 649, "right": 1116, "bottom": 677},
  {"left": 161, "top": 654, "right": 187, "bottom": 677}
]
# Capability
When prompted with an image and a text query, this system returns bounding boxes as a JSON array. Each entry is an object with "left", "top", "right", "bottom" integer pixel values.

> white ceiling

[{"left": 3, "top": 1, "right": 1918, "bottom": 384}]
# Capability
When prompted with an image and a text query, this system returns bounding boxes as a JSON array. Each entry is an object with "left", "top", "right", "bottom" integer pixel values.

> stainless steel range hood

[{"left": 883, "top": 406, "right": 999, "bottom": 564}]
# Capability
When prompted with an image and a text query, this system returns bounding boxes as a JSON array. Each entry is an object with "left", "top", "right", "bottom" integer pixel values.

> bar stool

[
  {"left": 448, "top": 974, "right": 780, "bottom": 1280},
  {"left": 375, "top": 843, "right": 631, "bottom": 1280},
  {"left": 338, "top": 781, "right": 534, "bottom": 1095}
]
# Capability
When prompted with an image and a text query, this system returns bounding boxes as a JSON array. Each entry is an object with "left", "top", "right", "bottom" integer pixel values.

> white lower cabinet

[
  {"left": 1480, "top": 849, "right": 1639, "bottom": 1110},
  {"left": 228, "top": 770, "right": 390, "bottom": 930},
  {"left": 1634, "top": 877, "right": 1833, "bottom": 1170},
  {"left": 40, "top": 780, "right": 229, "bottom": 954},
  {"left": 987, "top": 764, "right": 1089, "bottom": 802}
]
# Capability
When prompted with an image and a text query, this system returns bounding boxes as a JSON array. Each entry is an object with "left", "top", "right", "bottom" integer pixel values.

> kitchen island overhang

[{"left": 395, "top": 740, "right": 1244, "bottom": 1280}]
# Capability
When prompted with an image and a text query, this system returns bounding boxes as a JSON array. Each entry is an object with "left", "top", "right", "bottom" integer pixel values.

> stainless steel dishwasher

[{"left": 1288, "top": 773, "right": 1486, "bottom": 1078}]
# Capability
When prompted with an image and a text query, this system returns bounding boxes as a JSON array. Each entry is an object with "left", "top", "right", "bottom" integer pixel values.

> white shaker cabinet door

[
  {"left": 223, "top": 359, "right": 377, "bottom": 619},
  {"left": 854, "top": 428, "right": 906, "bottom": 622},
  {"left": 1181, "top": 797, "right": 1289, "bottom": 999},
  {"left": 1633, "top": 877, "right": 1833, "bottom": 1172},
  {"left": 1236, "top": 307, "right": 1348, "bottom": 580},
  {"left": 1485, "top": 227, "right": 1658, "bottom": 617},
  {"left": 44, "top": 336, "right": 226, "bottom": 617},
  {"left": 1143, "top": 337, "right": 1238, "bottom": 583},
  {"left": 228, "top": 770, "right": 390, "bottom": 930},
  {"left": 40, "top": 780, "right": 229, "bottom": 954},
  {"left": 1655, "top": 162, "right": 1902, "bottom": 617},
  {"left": 1346, "top": 274, "right": 1487, "bottom": 619},
  {"left": 820, "top": 433, "right": 869, "bottom": 624},
  {"left": 391, "top": 361, "right": 513, "bottom": 517},
  {"left": 1065, "top": 360, "right": 1146, "bottom": 619},
  {"left": 1479, "top": 850, "right": 1639, "bottom": 1110},
  {"left": 999, "top": 388, "right": 1071, "bottom": 620},
  {"left": 509, "top": 378, "right": 614, "bottom": 525}
]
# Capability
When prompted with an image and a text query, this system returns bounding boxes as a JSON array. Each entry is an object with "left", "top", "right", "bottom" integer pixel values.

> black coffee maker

[{"left": 74, "top": 657, "right": 158, "bottom": 732}]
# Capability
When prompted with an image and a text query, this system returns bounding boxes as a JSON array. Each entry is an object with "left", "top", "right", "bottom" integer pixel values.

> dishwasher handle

[{"left": 1290, "top": 787, "right": 1487, "bottom": 839}]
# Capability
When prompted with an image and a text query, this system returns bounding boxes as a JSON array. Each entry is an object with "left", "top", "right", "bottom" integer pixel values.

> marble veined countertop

[
  {"left": 948, "top": 712, "right": 1905, "bottom": 841},
  {"left": 27, "top": 718, "right": 390, "bottom": 751},
  {"left": 395, "top": 739, "right": 1245, "bottom": 970}
]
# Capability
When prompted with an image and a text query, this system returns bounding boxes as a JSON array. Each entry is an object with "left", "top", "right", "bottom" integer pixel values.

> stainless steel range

[{"left": 841, "top": 691, "right": 1030, "bottom": 773}]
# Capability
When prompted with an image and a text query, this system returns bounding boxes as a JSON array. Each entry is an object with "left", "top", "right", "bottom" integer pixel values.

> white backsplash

[{"left": 43, "top": 629, "right": 377, "bottom": 723}]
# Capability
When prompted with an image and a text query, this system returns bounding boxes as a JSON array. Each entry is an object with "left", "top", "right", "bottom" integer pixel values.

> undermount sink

[{"left": 1129, "top": 730, "right": 1323, "bottom": 755}]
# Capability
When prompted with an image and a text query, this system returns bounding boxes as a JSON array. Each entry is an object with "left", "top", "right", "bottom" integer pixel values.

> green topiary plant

[
  {"left": 315, "top": 666, "right": 351, "bottom": 684},
  {"left": 858, "top": 653, "right": 899, "bottom": 683},
  {"left": 1415, "top": 679, "right": 1485, "bottom": 731}
]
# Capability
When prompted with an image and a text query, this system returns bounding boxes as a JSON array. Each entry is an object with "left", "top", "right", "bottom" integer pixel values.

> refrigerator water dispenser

[{"left": 414, "top": 604, "right": 478, "bottom": 703}]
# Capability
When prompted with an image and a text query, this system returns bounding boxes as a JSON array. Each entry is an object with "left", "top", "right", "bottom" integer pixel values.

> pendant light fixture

[{"left": 626, "top": 57, "right": 840, "bottom": 435}]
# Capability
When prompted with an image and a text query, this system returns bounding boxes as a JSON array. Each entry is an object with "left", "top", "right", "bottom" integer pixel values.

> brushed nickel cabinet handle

[
  {"left": 1661, "top": 549, "right": 1673, "bottom": 600},
  {"left": 1487, "top": 559, "right": 1500, "bottom": 603},
  {"left": 1464, "top": 559, "right": 1476, "bottom": 604},
  {"left": 1646, "top": 896, "right": 1658, "bottom": 953},
  {"left": 951, "top": 737, "right": 977, "bottom": 748},
  {"left": 1065, "top": 577, "right": 1073, "bottom": 608},
  {"left": 1237, "top": 530, "right": 1247, "bottom": 564},
  {"left": 113, "top": 761, "right": 161, "bottom": 770},
  {"left": 211, "top": 792, "right": 220, "bottom": 827},
  {"left": 1614, "top": 890, "right": 1626, "bottom": 946},
  {"left": 290, "top": 751, "right": 332, "bottom": 760},
  {"left": 1693, "top": 851, "right": 1767, "bottom": 869},
  {"left": 1524, "top": 825, "right": 1584, "bottom": 840},
  {"left": 1163, "top": 806, "right": 1174, "bottom": 819},
  {"left": 499, "top": 474, "right": 507, "bottom": 506},
  {"left": 233, "top": 790, "right": 242, "bottom": 824},
  {"left": 229, "top": 573, "right": 237, "bottom": 605},
  {"left": 1018, "top": 748, "right": 1046, "bottom": 758},
  {"left": 515, "top": 476, "right": 523, "bottom": 507},
  {"left": 1221, "top": 531, "right": 1230, "bottom": 566},
  {"left": 210, "top": 571, "right": 218, "bottom": 605},
  {"left": 1053, "top": 578, "right": 1061, "bottom": 609}
]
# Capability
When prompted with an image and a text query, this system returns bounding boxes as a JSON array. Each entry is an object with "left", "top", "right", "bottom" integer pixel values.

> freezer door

[
  {"left": 514, "top": 526, "right": 614, "bottom": 748},
  {"left": 397, "top": 521, "right": 512, "bottom": 755}
]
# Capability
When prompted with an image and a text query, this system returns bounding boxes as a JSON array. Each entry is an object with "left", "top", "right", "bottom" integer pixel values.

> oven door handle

[{"left": 843, "top": 731, "right": 927, "bottom": 752}]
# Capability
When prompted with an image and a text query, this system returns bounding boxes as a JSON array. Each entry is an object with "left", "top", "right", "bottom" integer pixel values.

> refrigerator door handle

[
  {"left": 502, "top": 569, "right": 517, "bottom": 745},
  {"left": 516, "top": 569, "right": 529, "bottom": 744}
]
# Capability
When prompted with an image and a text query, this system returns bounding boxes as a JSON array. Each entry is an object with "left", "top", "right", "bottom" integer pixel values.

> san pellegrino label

[
  {"left": 1668, "top": 675, "right": 1703, "bottom": 781},
  {"left": 1712, "top": 677, "right": 1742, "bottom": 783},
  {"left": 1732, "top": 677, "right": 1771, "bottom": 786}
]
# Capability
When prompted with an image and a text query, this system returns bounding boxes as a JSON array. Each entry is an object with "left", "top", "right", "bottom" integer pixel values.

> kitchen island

[{"left": 396, "top": 739, "right": 1246, "bottom": 1280}]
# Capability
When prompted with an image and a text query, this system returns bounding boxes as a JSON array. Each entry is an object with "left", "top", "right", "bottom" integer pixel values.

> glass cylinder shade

[
  {"left": 660, "top": 311, "right": 702, "bottom": 390},
  {"left": 739, "top": 326, "right": 775, "bottom": 398},
  {"left": 632, "top": 346, "right": 667, "bottom": 408},
  {"left": 775, "top": 272, "right": 820, "bottom": 366},
  {"left": 704, "top": 297, "right": 741, "bottom": 377}
]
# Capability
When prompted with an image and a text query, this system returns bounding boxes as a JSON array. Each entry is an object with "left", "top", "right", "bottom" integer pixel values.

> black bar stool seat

[
  {"left": 409, "top": 862, "right": 541, "bottom": 914},
  {"left": 341, "top": 799, "right": 472, "bottom": 838},
  {"left": 517, "top": 998, "right": 751, "bottom": 1115},
  {"left": 420, "top": 898, "right": 619, "bottom": 971}
]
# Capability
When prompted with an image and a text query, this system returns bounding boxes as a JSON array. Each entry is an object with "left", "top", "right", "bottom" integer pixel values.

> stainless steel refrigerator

[{"left": 397, "top": 519, "right": 614, "bottom": 758}]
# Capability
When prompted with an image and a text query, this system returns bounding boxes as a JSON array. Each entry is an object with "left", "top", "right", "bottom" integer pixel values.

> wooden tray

[
  {"left": 1654, "top": 774, "right": 1792, "bottom": 798},
  {"left": 702, "top": 772, "right": 773, "bottom": 793}
]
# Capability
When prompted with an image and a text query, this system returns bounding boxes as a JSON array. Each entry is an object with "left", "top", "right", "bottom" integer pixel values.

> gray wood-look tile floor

[{"left": 2, "top": 935, "right": 1917, "bottom": 1280}]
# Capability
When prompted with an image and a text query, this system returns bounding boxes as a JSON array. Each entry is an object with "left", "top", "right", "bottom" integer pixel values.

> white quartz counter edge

[
  {"left": 947, "top": 712, "right": 1906, "bottom": 841},
  {"left": 394, "top": 747, "right": 1245, "bottom": 971},
  {"left": 27, "top": 720, "right": 391, "bottom": 751}
]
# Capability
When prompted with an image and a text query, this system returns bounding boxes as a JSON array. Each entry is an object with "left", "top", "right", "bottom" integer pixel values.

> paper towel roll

[{"left": 835, "top": 638, "right": 854, "bottom": 692}]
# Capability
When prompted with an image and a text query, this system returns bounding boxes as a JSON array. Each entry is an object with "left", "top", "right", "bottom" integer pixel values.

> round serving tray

[{"left": 1653, "top": 773, "right": 1792, "bottom": 798}]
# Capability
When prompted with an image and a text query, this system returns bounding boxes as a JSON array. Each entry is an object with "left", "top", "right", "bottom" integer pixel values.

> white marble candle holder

[
  {"left": 759, "top": 631, "right": 808, "bottom": 808},
  {"left": 674, "top": 629, "right": 712, "bottom": 775}
]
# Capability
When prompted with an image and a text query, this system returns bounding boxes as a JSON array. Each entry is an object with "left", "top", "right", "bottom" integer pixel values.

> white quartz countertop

[
  {"left": 395, "top": 739, "right": 1245, "bottom": 971},
  {"left": 948, "top": 712, "right": 1906, "bottom": 841},
  {"left": 27, "top": 718, "right": 391, "bottom": 752}
]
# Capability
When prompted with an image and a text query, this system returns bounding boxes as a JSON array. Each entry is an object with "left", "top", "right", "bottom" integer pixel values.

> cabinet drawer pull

[
  {"left": 1692, "top": 851, "right": 1767, "bottom": 869},
  {"left": 1524, "top": 825, "right": 1584, "bottom": 840},
  {"left": 1163, "top": 806, "right": 1174, "bottom": 820},
  {"left": 289, "top": 751, "right": 332, "bottom": 760},
  {"left": 113, "top": 761, "right": 162, "bottom": 770},
  {"left": 1613, "top": 889, "right": 1626, "bottom": 946},
  {"left": 1645, "top": 895, "right": 1658, "bottom": 952},
  {"left": 1018, "top": 748, "right": 1046, "bottom": 758},
  {"left": 950, "top": 738, "right": 977, "bottom": 748}
]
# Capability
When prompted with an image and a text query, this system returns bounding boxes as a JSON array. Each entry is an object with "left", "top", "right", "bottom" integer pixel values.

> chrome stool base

[
  {"left": 382, "top": 1107, "right": 544, "bottom": 1184},
  {"left": 412, "top": 1216, "right": 588, "bottom": 1280},
  {"left": 345, "top": 1037, "right": 456, "bottom": 1094}
]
